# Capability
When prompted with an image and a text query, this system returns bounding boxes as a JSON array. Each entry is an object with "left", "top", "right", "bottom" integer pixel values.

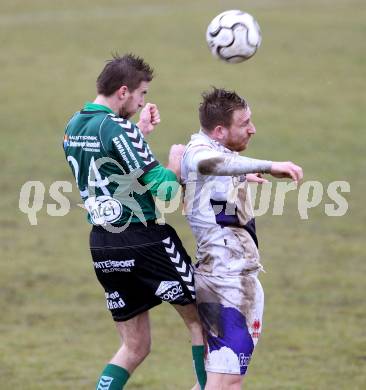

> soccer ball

[{"left": 206, "top": 10, "right": 262, "bottom": 63}]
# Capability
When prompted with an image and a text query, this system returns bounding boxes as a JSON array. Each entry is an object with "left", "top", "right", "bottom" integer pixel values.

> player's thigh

[
  {"left": 115, "top": 310, "right": 151, "bottom": 350},
  {"left": 172, "top": 303, "right": 203, "bottom": 343},
  {"left": 206, "top": 372, "right": 242, "bottom": 390},
  {"left": 172, "top": 303, "right": 201, "bottom": 325},
  {"left": 222, "top": 373, "right": 242, "bottom": 389}
]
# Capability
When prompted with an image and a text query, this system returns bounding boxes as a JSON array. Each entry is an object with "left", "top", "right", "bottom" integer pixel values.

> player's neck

[{"left": 94, "top": 95, "right": 118, "bottom": 114}]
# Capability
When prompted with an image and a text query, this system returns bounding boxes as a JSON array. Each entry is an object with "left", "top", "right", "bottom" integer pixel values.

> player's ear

[
  {"left": 117, "top": 85, "right": 129, "bottom": 100},
  {"left": 213, "top": 125, "right": 227, "bottom": 141}
]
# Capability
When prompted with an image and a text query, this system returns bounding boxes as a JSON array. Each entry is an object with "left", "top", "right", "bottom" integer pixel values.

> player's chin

[
  {"left": 120, "top": 109, "right": 132, "bottom": 119},
  {"left": 122, "top": 106, "right": 139, "bottom": 119},
  {"left": 130, "top": 109, "right": 140, "bottom": 117},
  {"left": 236, "top": 143, "right": 248, "bottom": 152},
  {"left": 241, "top": 138, "right": 251, "bottom": 150}
]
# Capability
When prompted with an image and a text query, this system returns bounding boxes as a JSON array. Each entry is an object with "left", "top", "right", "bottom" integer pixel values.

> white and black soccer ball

[{"left": 206, "top": 10, "right": 262, "bottom": 63}]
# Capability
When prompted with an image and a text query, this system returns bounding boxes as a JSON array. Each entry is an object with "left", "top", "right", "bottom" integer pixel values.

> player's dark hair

[
  {"left": 96, "top": 53, "right": 154, "bottom": 96},
  {"left": 199, "top": 87, "right": 248, "bottom": 132}
]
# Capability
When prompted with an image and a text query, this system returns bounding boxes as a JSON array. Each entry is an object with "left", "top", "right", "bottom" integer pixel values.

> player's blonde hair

[{"left": 199, "top": 87, "right": 247, "bottom": 132}]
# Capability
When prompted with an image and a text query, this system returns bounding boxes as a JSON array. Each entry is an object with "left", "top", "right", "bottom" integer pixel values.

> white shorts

[{"left": 195, "top": 270, "right": 264, "bottom": 375}]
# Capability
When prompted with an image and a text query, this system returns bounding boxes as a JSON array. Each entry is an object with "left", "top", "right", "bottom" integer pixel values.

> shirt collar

[
  {"left": 83, "top": 102, "right": 115, "bottom": 114},
  {"left": 198, "top": 129, "right": 234, "bottom": 154}
]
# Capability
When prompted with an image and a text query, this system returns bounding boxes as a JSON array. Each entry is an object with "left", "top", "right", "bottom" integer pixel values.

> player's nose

[{"left": 248, "top": 122, "right": 256, "bottom": 134}]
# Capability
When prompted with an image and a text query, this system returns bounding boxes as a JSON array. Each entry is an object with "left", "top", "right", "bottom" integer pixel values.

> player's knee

[
  {"left": 125, "top": 336, "right": 151, "bottom": 362},
  {"left": 188, "top": 319, "right": 203, "bottom": 336},
  {"left": 180, "top": 305, "right": 203, "bottom": 335},
  {"left": 187, "top": 319, "right": 204, "bottom": 345}
]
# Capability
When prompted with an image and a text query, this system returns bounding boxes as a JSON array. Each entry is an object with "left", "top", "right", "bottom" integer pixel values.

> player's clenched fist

[
  {"left": 137, "top": 103, "right": 161, "bottom": 136},
  {"left": 270, "top": 161, "right": 303, "bottom": 183}
]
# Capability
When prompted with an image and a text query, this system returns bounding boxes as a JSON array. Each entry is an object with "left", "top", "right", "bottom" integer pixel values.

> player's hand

[
  {"left": 246, "top": 173, "right": 269, "bottom": 184},
  {"left": 167, "top": 144, "right": 186, "bottom": 178},
  {"left": 137, "top": 103, "right": 161, "bottom": 136},
  {"left": 270, "top": 161, "right": 303, "bottom": 183}
]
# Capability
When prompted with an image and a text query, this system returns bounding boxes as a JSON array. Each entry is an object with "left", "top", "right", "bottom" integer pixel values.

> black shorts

[{"left": 89, "top": 222, "right": 196, "bottom": 321}]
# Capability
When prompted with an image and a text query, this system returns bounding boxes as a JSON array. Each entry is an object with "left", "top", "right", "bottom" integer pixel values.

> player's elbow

[{"left": 197, "top": 157, "right": 224, "bottom": 175}]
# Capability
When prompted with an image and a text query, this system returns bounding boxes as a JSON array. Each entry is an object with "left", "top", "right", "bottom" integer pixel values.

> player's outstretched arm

[
  {"left": 137, "top": 103, "right": 161, "bottom": 136},
  {"left": 194, "top": 150, "right": 302, "bottom": 182},
  {"left": 196, "top": 153, "right": 272, "bottom": 177}
]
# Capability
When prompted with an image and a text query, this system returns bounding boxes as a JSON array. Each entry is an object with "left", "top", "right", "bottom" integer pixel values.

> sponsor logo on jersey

[
  {"left": 155, "top": 281, "right": 184, "bottom": 302},
  {"left": 239, "top": 353, "right": 252, "bottom": 368},
  {"left": 94, "top": 259, "right": 135, "bottom": 273},
  {"left": 67, "top": 135, "right": 101, "bottom": 152},
  {"left": 105, "top": 291, "right": 125, "bottom": 310},
  {"left": 63, "top": 134, "right": 69, "bottom": 149},
  {"left": 85, "top": 196, "right": 123, "bottom": 225},
  {"left": 251, "top": 319, "right": 261, "bottom": 339},
  {"left": 112, "top": 135, "right": 138, "bottom": 171}
]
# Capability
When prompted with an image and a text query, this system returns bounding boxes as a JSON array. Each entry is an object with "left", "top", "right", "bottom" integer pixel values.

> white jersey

[{"left": 181, "top": 130, "right": 262, "bottom": 277}]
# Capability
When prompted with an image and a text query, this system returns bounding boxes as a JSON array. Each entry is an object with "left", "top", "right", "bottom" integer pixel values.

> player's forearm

[
  {"left": 136, "top": 121, "right": 149, "bottom": 137},
  {"left": 197, "top": 155, "right": 272, "bottom": 176}
]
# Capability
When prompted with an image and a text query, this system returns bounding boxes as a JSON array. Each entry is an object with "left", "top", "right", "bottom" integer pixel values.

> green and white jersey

[{"left": 63, "top": 102, "right": 178, "bottom": 226}]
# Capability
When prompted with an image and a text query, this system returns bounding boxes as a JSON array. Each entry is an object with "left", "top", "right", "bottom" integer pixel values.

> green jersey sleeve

[{"left": 140, "top": 164, "right": 180, "bottom": 201}]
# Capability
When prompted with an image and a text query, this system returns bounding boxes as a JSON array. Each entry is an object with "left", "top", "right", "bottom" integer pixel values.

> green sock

[
  {"left": 96, "top": 364, "right": 130, "bottom": 390},
  {"left": 192, "top": 345, "right": 207, "bottom": 390}
]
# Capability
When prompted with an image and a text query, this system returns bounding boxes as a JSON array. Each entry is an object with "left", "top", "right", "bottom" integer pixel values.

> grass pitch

[{"left": 1, "top": 0, "right": 365, "bottom": 389}]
